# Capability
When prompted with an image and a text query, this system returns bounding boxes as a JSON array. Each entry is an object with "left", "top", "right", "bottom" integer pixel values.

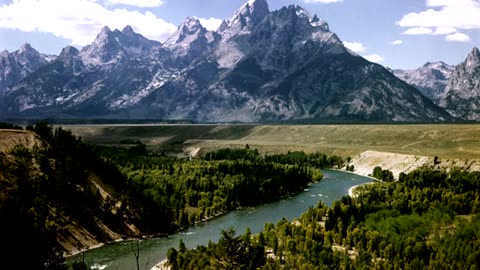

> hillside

[
  {"left": 0, "top": 124, "right": 143, "bottom": 269},
  {"left": 1, "top": 122, "right": 339, "bottom": 269}
]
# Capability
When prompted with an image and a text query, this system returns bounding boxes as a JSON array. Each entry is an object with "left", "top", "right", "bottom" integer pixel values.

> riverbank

[
  {"left": 151, "top": 259, "right": 170, "bottom": 270},
  {"left": 66, "top": 176, "right": 322, "bottom": 259},
  {"left": 349, "top": 150, "right": 480, "bottom": 180},
  {"left": 67, "top": 170, "right": 372, "bottom": 270},
  {"left": 348, "top": 182, "right": 377, "bottom": 198}
]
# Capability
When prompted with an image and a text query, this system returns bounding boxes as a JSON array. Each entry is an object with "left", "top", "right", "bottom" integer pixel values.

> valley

[
  {"left": 2, "top": 122, "right": 480, "bottom": 269},
  {"left": 66, "top": 123, "right": 480, "bottom": 159},
  {"left": 0, "top": 0, "right": 479, "bottom": 268}
]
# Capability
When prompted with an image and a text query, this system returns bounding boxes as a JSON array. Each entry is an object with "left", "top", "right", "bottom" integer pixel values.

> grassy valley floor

[{"left": 65, "top": 124, "right": 480, "bottom": 178}]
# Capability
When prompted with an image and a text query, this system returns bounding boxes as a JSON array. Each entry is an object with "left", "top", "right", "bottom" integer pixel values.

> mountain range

[
  {"left": 391, "top": 48, "right": 480, "bottom": 121},
  {"left": 392, "top": 62, "right": 454, "bottom": 102},
  {"left": 0, "top": 0, "right": 475, "bottom": 122}
]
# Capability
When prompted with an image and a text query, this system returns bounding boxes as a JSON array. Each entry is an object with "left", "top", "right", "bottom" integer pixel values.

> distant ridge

[{"left": 0, "top": 0, "right": 452, "bottom": 122}]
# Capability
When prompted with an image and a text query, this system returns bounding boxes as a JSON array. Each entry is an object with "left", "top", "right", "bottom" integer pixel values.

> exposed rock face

[
  {"left": 0, "top": 0, "right": 451, "bottom": 122},
  {"left": 439, "top": 48, "right": 480, "bottom": 120},
  {"left": 0, "top": 43, "right": 52, "bottom": 91},
  {"left": 393, "top": 62, "right": 454, "bottom": 102}
]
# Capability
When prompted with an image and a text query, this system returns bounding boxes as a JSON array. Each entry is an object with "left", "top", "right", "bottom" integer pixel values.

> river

[{"left": 68, "top": 170, "right": 372, "bottom": 270}]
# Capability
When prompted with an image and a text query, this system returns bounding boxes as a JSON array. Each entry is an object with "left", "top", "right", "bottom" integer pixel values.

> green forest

[
  {"left": 0, "top": 122, "right": 341, "bottom": 269},
  {"left": 170, "top": 168, "right": 480, "bottom": 269},
  {"left": 2, "top": 122, "right": 480, "bottom": 269}
]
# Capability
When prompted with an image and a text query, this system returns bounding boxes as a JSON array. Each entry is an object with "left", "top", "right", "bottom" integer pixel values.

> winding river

[{"left": 68, "top": 170, "right": 372, "bottom": 270}]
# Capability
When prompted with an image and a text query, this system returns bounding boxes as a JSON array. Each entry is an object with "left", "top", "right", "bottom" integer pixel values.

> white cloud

[
  {"left": 303, "top": 0, "right": 343, "bottom": 3},
  {"left": 0, "top": 0, "right": 177, "bottom": 46},
  {"left": 107, "top": 0, "right": 164, "bottom": 8},
  {"left": 398, "top": 0, "right": 480, "bottom": 34},
  {"left": 198, "top": 17, "right": 223, "bottom": 31},
  {"left": 446, "top": 32, "right": 471, "bottom": 42},
  {"left": 343, "top": 41, "right": 383, "bottom": 63},
  {"left": 433, "top": 26, "right": 457, "bottom": 35},
  {"left": 403, "top": 27, "right": 433, "bottom": 35},
  {"left": 364, "top": 54, "right": 384, "bottom": 63},
  {"left": 391, "top": 40, "right": 403, "bottom": 45},
  {"left": 343, "top": 41, "right": 366, "bottom": 53}
]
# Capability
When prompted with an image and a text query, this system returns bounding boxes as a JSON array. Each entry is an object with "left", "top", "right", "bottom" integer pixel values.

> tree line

[
  {"left": 0, "top": 122, "right": 347, "bottom": 269},
  {"left": 169, "top": 168, "right": 480, "bottom": 269}
]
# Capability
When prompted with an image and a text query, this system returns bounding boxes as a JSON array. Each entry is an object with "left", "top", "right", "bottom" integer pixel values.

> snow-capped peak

[
  {"left": 164, "top": 17, "right": 207, "bottom": 47},
  {"left": 293, "top": 4, "right": 310, "bottom": 19},
  {"left": 230, "top": 0, "right": 269, "bottom": 27},
  {"left": 0, "top": 43, "right": 49, "bottom": 91},
  {"left": 310, "top": 14, "right": 329, "bottom": 31},
  {"left": 180, "top": 17, "right": 203, "bottom": 34}
]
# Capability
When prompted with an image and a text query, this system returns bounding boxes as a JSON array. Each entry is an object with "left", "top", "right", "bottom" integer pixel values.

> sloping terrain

[{"left": 0, "top": 128, "right": 140, "bottom": 259}]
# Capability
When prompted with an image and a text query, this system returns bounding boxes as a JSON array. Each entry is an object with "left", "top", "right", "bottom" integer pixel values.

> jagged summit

[
  {"left": 217, "top": 19, "right": 229, "bottom": 33},
  {"left": 59, "top": 46, "right": 79, "bottom": 57},
  {"left": 79, "top": 25, "right": 160, "bottom": 65},
  {"left": 393, "top": 61, "right": 454, "bottom": 102},
  {"left": 97, "top": 26, "right": 112, "bottom": 40},
  {"left": 423, "top": 61, "right": 449, "bottom": 68},
  {"left": 122, "top": 25, "right": 135, "bottom": 35},
  {"left": 238, "top": 0, "right": 270, "bottom": 22},
  {"left": 224, "top": 0, "right": 270, "bottom": 35},
  {"left": 0, "top": 0, "right": 453, "bottom": 122},
  {"left": 470, "top": 47, "right": 480, "bottom": 55},
  {"left": 165, "top": 17, "right": 205, "bottom": 46},
  {"left": 164, "top": 16, "right": 219, "bottom": 65},
  {"left": 439, "top": 47, "right": 480, "bottom": 120},
  {"left": 465, "top": 47, "right": 480, "bottom": 70},
  {"left": 0, "top": 43, "right": 48, "bottom": 92},
  {"left": 19, "top": 43, "right": 34, "bottom": 52},
  {"left": 182, "top": 17, "right": 203, "bottom": 31}
]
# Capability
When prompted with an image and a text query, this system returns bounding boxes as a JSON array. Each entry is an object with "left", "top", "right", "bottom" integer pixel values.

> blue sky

[{"left": 0, "top": 0, "right": 478, "bottom": 70}]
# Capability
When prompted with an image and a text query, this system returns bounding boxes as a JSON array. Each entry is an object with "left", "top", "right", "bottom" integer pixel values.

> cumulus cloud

[
  {"left": 446, "top": 32, "right": 471, "bottom": 42},
  {"left": 198, "top": 17, "right": 223, "bottom": 31},
  {"left": 0, "top": 0, "right": 177, "bottom": 46},
  {"left": 391, "top": 40, "right": 403, "bottom": 45},
  {"left": 364, "top": 54, "right": 384, "bottom": 63},
  {"left": 433, "top": 26, "right": 457, "bottom": 35},
  {"left": 403, "top": 27, "right": 433, "bottom": 35},
  {"left": 343, "top": 41, "right": 366, "bottom": 53},
  {"left": 397, "top": 0, "right": 479, "bottom": 41},
  {"left": 303, "top": 0, "right": 343, "bottom": 3},
  {"left": 107, "top": 0, "right": 164, "bottom": 8},
  {"left": 343, "top": 41, "right": 383, "bottom": 63}
]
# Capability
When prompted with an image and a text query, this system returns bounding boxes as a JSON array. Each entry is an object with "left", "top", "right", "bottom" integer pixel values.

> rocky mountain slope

[
  {"left": 0, "top": 0, "right": 451, "bottom": 122},
  {"left": 393, "top": 62, "right": 454, "bottom": 102},
  {"left": 439, "top": 48, "right": 480, "bottom": 120},
  {"left": 0, "top": 43, "right": 54, "bottom": 92}
]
